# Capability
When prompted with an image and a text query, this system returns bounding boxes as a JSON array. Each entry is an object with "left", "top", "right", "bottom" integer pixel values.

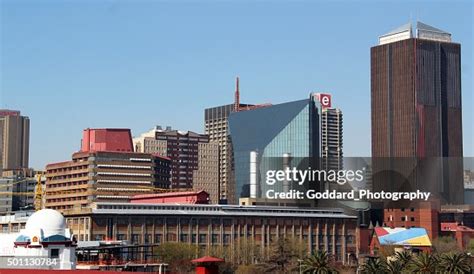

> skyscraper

[
  {"left": 133, "top": 126, "right": 218, "bottom": 191},
  {"left": 204, "top": 77, "right": 270, "bottom": 204},
  {"left": 314, "top": 93, "right": 344, "bottom": 172},
  {"left": 371, "top": 21, "right": 463, "bottom": 204},
  {"left": 228, "top": 94, "right": 320, "bottom": 200},
  {"left": 0, "top": 110, "right": 30, "bottom": 171}
]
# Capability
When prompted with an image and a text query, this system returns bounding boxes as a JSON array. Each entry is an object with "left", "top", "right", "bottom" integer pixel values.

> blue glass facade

[{"left": 228, "top": 96, "right": 320, "bottom": 199}]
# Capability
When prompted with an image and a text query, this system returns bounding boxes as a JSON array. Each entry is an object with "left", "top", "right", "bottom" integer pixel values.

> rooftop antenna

[{"left": 234, "top": 76, "right": 240, "bottom": 111}]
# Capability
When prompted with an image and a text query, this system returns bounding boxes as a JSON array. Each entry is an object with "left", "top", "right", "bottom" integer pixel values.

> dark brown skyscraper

[
  {"left": 371, "top": 22, "right": 463, "bottom": 204},
  {"left": 0, "top": 110, "right": 30, "bottom": 171}
]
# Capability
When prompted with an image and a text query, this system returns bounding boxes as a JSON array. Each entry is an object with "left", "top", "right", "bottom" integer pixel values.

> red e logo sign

[{"left": 316, "top": 93, "right": 331, "bottom": 108}]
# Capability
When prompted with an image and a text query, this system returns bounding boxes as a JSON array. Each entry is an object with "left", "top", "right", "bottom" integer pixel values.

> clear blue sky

[{"left": 1, "top": 0, "right": 472, "bottom": 169}]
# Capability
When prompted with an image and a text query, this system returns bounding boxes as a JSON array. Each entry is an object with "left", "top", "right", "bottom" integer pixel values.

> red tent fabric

[{"left": 191, "top": 256, "right": 225, "bottom": 263}]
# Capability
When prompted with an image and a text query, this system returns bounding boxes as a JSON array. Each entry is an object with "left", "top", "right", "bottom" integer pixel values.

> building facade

[
  {"left": 65, "top": 203, "right": 358, "bottom": 264},
  {"left": 192, "top": 142, "right": 220, "bottom": 203},
  {"left": 0, "top": 169, "right": 42, "bottom": 213},
  {"left": 383, "top": 204, "right": 439, "bottom": 240},
  {"left": 81, "top": 128, "right": 134, "bottom": 153},
  {"left": 130, "top": 190, "right": 210, "bottom": 204},
  {"left": 133, "top": 126, "right": 218, "bottom": 192},
  {"left": 45, "top": 128, "right": 171, "bottom": 213},
  {"left": 204, "top": 77, "right": 271, "bottom": 204},
  {"left": 45, "top": 151, "right": 171, "bottom": 212},
  {"left": 205, "top": 104, "right": 238, "bottom": 204},
  {"left": 314, "top": 93, "right": 344, "bottom": 172},
  {"left": 371, "top": 21, "right": 463, "bottom": 205},
  {"left": 0, "top": 110, "right": 29, "bottom": 171},
  {"left": 228, "top": 94, "right": 320, "bottom": 201}
]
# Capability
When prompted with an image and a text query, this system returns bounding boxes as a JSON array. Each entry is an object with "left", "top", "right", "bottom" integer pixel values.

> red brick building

[
  {"left": 383, "top": 202, "right": 439, "bottom": 240},
  {"left": 440, "top": 222, "right": 474, "bottom": 249}
]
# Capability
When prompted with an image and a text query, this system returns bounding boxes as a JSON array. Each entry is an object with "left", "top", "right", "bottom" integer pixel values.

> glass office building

[{"left": 228, "top": 95, "right": 320, "bottom": 199}]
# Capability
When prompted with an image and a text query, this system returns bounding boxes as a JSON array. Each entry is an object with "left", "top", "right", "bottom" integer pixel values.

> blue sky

[{"left": 1, "top": 0, "right": 472, "bottom": 169}]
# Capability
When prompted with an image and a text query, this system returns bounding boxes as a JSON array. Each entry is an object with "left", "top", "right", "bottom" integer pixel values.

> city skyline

[{"left": 1, "top": 1, "right": 472, "bottom": 169}]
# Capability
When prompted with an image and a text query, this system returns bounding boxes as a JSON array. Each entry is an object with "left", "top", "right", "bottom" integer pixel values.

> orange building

[
  {"left": 440, "top": 222, "right": 474, "bottom": 249},
  {"left": 383, "top": 202, "right": 439, "bottom": 239}
]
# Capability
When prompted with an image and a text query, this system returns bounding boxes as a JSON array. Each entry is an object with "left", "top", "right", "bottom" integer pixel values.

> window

[
  {"left": 211, "top": 234, "right": 219, "bottom": 244},
  {"left": 50, "top": 249, "right": 59, "bottom": 258},
  {"left": 154, "top": 234, "right": 162, "bottom": 244},
  {"left": 401, "top": 217, "right": 406, "bottom": 221},
  {"left": 410, "top": 217, "right": 415, "bottom": 222},
  {"left": 95, "top": 234, "right": 105, "bottom": 241},
  {"left": 131, "top": 234, "right": 140, "bottom": 244}
]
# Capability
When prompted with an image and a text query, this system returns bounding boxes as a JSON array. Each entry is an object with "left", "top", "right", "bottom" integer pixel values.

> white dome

[{"left": 25, "top": 209, "right": 66, "bottom": 238}]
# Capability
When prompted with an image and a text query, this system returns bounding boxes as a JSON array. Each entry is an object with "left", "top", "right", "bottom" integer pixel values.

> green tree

[
  {"left": 155, "top": 242, "right": 198, "bottom": 273},
  {"left": 432, "top": 236, "right": 461, "bottom": 254},
  {"left": 467, "top": 239, "right": 474, "bottom": 254},
  {"left": 360, "top": 257, "right": 386, "bottom": 274},
  {"left": 438, "top": 252, "right": 471, "bottom": 273},
  {"left": 385, "top": 259, "right": 403, "bottom": 274},
  {"left": 409, "top": 252, "right": 438, "bottom": 273},
  {"left": 394, "top": 250, "right": 412, "bottom": 267},
  {"left": 232, "top": 238, "right": 261, "bottom": 265},
  {"left": 235, "top": 264, "right": 262, "bottom": 274},
  {"left": 261, "top": 238, "right": 297, "bottom": 273},
  {"left": 301, "top": 250, "right": 338, "bottom": 274}
]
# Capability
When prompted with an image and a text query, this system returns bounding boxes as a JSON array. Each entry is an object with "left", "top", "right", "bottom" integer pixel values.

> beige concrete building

[
  {"left": 193, "top": 142, "right": 219, "bottom": 203},
  {"left": 45, "top": 151, "right": 171, "bottom": 213},
  {"left": 0, "top": 110, "right": 29, "bottom": 172},
  {"left": 204, "top": 105, "right": 235, "bottom": 204}
]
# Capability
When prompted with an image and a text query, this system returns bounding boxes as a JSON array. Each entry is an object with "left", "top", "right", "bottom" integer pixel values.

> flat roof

[{"left": 88, "top": 202, "right": 357, "bottom": 219}]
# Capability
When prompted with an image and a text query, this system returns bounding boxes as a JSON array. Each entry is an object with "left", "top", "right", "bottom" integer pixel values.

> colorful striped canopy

[{"left": 374, "top": 227, "right": 432, "bottom": 246}]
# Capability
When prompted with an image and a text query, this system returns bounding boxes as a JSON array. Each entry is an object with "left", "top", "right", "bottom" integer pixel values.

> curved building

[{"left": 228, "top": 94, "right": 320, "bottom": 200}]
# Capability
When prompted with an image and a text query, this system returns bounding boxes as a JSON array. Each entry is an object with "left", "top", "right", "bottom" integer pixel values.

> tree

[
  {"left": 438, "top": 252, "right": 472, "bottom": 273},
  {"left": 409, "top": 252, "right": 438, "bottom": 273},
  {"left": 301, "top": 250, "right": 338, "bottom": 274},
  {"left": 385, "top": 259, "right": 403, "bottom": 274},
  {"left": 155, "top": 242, "right": 198, "bottom": 273},
  {"left": 261, "top": 238, "right": 297, "bottom": 273},
  {"left": 432, "top": 236, "right": 461, "bottom": 254},
  {"left": 467, "top": 239, "right": 474, "bottom": 254},
  {"left": 360, "top": 257, "right": 386, "bottom": 274},
  {"left": 234, "top": 238, "right": 261, "bottom": 265},
  {"left": 235, "top": 264, "right": 262, "bottom": 274},
  {"left": 394, "top": 250, "right": 412, "bottom": 267}
]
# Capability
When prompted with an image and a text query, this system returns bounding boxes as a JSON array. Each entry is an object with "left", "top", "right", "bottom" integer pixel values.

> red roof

[
  {"left": 192, "top": 256, "right": 225, "bottom": 263},
  {"left": 132, "top": 190, "right": 208, "bottom": 199},
  {"left": 441, "top": 222, "right": 474, "bottom": 232},
  {"left": 152, "top": 153, "right": 171, "bottom": 161}
]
